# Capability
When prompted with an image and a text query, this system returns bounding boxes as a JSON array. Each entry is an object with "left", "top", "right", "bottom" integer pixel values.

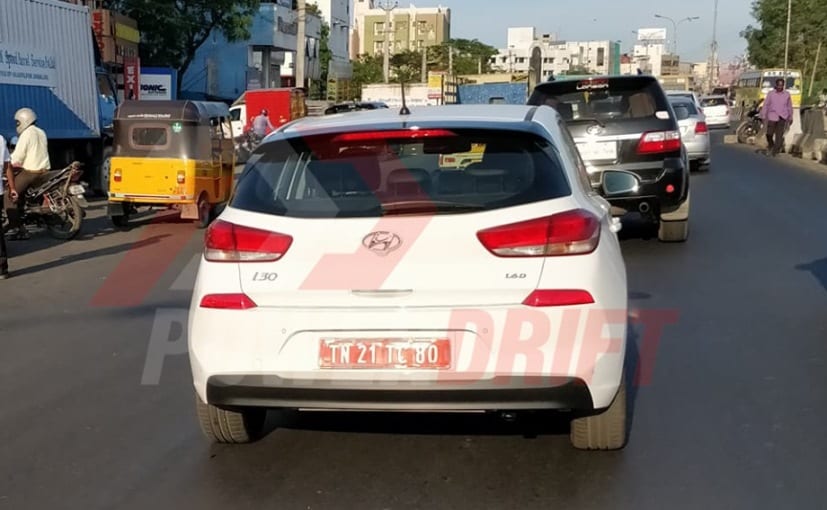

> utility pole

[
  {"left": 448, "top": 45, "right": 453, "bottom": 75},
  {"left": 421, "top": 45, "right": 427, "bottom": 83},
  {"left": 296, "top": 0, "right": 306, "bottom": 89},
  {"left": 783, "top": 0, "right": 792, "bottom": 76},
  {"left": 708, "top": 0, "right": 718, "bottom": 93},
  {"left": 378, "top": 0, "right": 397, "bottom": 83}
]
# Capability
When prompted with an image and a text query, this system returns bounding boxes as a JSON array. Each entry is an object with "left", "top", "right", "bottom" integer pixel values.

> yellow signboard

[{"left": 115, "top": 23, "right": 140, "bottom": 44}]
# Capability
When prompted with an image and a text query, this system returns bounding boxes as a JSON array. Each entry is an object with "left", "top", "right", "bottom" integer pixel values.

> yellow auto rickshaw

[{"left": 107, "top": 100, "right": 236, "bottom": 228}]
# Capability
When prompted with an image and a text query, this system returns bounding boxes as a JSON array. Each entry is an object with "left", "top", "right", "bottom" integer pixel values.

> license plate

[
  {"left": 319, "top": 338, "right": 451, "bottom": 369},
  {"left": 69, "top": 184, "right": 86, "bottom": 195},
  {"left": 577, "top": 141, "right": 617, "bottom": 161}
]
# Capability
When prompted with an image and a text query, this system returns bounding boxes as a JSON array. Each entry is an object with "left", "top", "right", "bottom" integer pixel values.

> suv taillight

[
  {"left": 476, "top": 209, "right": 600, "bottom": 257},
  {"left": 204, "top": 220, "right": 293, "bottom": 262},
  {"left": 695, "top": 121, "right": 708, "bottom": 133},
  {"left": 637, "top": 130, "right": 682, "bottom": 154}
]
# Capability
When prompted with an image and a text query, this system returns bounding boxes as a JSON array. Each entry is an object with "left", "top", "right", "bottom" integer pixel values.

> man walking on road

[
  {"left": 760, "top": 78, "right": 794, "bottom": 157},
  {"left": 0, "top": 133, "right": 13, "bottom": 278}
]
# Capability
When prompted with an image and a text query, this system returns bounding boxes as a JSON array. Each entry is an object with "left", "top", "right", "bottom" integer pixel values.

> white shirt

[
  {"left": 11, "top": 125, "right": 50, "bottom": 172},
  {"left": 0, "top": 135, "right": 9, "bottom": 194}
]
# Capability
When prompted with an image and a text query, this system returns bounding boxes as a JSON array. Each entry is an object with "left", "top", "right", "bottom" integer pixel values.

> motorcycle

[
  {"left": 1, "top": 161, "right": 88, "bottom": 240},
  {"left": 234, "top": 130, "right": 263, "bottom": 164},
  {"left": 736, "top": 100, "right": 764, "bottom": 144}
]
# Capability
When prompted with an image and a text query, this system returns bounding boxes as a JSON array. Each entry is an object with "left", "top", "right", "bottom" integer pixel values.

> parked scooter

[
  {"left": 736, "top": 99, "right": 764, "bottom": 144},
  {"left": 1, "top": 161, "right": 88, "bottom": 240}
]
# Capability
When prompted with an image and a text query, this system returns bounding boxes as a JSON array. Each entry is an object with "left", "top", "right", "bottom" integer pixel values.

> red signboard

[{"left": 124, "top": 57, "right": 140, "bottom": 100}]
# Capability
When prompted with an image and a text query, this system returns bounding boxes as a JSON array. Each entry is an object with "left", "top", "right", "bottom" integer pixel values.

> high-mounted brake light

[
  {"left": 331, "top": 129, "right": 456, "bottom": 142},
  {"left": 476, "top": 209, "right": 600, "bottom": 257},
  {"left": 200, "top": 293, "right": 257, "bottom": 310},
  {"left": 695, "top": 121, "right": 708, "bottom": 134},
  {"left": 204, "top": 220, "right": 293, "bottom": 262},
  {"left": 637, "top": 130, "right": 682, "bottom": 154},
  {"left": 523, "top": 289, "right": 595, "bottom": 307}
]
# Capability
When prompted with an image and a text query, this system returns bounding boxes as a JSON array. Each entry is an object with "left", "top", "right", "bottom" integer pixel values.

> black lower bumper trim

[{"left": 206, "top": 375, "right": 595, "bottom": 412}]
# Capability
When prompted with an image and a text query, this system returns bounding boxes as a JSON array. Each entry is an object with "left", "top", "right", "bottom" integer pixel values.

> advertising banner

[
  {"left": 0, "top": 44, "right": 57, "bottom": 88},
  {"left": 124, "top": 57, "right": 140, "bottom": 100}
]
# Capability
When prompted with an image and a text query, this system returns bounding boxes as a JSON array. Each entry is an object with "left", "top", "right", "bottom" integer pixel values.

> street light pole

[
  {"left": 708, "top": 0, "right": 719, "bottom": 92},
  {"left": 783, "top": 0, "right": 792, "bottom": 76},
  {"left": 378, "top": 0, "right": 397, "bottom": 84},
  {"left": 654, "top": 14, "right": 700, "bottom": 56},
  {"left": 296, "top": 0, "right": 306, "bottom": 89}
]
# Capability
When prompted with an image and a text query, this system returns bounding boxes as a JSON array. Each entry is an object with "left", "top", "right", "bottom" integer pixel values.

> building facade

[
  {"left": 309, "top": 0, "right": 352, "bottom": 78},
  {"left": 181, "top": 2, "right": 321, "bottom": 101},
  {"left": 352, "top": 2, "right": 450, "bottom": 57},
  {"left": 490, "top": 28, "right": 621, "bottom": 79}
]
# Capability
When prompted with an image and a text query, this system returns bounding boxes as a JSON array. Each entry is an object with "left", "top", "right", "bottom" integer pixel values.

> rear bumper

[
  {"left": 593, "top": 157, "right": 688, "bottom": 212},
  {"left": 206, "top": 375, "right": 595, "bottom": 411},
  {"left": 705, "top": 116, "right": 731, "bottom": 127}
]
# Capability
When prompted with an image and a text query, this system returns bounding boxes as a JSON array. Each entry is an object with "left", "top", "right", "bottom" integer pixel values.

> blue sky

[{"left": 444, "top": 0, "right": 755, "bottom": 63}]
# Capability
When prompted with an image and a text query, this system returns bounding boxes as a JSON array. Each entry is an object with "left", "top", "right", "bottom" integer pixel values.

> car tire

[
  {"left": 195, "top": 393, "right": 266, "bottom": 444},
  {"left": 658, "top": 218, "right": 689, "bottom": 242},
  {"left": 570, "top": 379, "right": 627, "bottom": 450}
]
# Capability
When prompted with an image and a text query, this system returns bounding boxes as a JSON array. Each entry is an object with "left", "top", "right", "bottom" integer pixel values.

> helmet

[
  {"left": 261, "top": 109, "right": 268, "bottom": 116},
  {"left": 14, "top": 108, "right": 37, "bottom": 135}
]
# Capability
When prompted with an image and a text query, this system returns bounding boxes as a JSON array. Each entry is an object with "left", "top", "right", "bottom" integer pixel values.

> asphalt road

[{"left": 3, "top": 135, "right": 827, "bottom": 509}]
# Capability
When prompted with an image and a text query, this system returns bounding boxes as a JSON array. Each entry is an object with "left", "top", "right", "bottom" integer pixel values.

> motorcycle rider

[
  {"left": 250, "top": 109, "right": 275, "bottom": 139},
  {"left": 4, "top": 107, "right": 50, "bottom": 240},
  {"left": 0, "top": 133, "right": 12, "bottom": 278}
]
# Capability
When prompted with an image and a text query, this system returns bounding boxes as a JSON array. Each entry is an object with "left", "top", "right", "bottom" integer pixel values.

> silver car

[{"left": 670, "top": 98, "right": 710, "bottom": 172}]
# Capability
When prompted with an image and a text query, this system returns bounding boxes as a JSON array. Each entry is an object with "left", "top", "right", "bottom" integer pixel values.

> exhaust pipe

[{"left": 638, "top": 202, "right": 650, "bottom": 214}]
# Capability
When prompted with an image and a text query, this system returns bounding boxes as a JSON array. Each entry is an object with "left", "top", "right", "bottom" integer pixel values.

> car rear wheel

[
  {"left": 195, "top": 393, "right": 266, "bottom": 444},
  {"left": 570, "top": 379, "right": 627, "bottom": 450}
]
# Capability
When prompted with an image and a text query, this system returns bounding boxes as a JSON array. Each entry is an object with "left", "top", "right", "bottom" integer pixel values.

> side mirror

[{"left": 601, "top": 170, "right": 640, "bottom": 196}]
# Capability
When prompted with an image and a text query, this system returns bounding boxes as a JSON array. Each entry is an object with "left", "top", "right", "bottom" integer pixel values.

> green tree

[
  {"left": 742, "top": 0, "right": 827, "bottom": 97},
  {"left": 391, "top": 50, "right": 424, "bottom": 83},
  {"left": 108, "top": 0, "right": 261, "bottom": 95},
  {"left": 425, "top": 38, "right": 498, "bottom": 74},
  {"left": 351, "top": 54, "right": 384, "bottom": 94},
  {"left": 310, "top": 21, "right": 333, "bottom": 100}
]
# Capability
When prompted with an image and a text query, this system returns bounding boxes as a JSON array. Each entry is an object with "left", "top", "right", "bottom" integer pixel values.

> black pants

[
  {"left": 0, "top": 216, "right": 8, "bottom": 274},
  {"left": 766, "top": 119, "right": 787, "bottom": 154}
]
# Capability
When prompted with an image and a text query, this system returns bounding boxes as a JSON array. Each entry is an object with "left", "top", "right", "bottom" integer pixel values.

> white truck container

[{"left": 0, "top": 0, "right": 119, "bottom": 194}]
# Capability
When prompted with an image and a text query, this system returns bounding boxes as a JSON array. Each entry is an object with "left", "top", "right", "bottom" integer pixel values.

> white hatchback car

[
  {"left": 188, "top": 104, "right": 633, "bottom": 450},
  {"left": 699, "top": 95, "right": 732, "bottom": 129}
]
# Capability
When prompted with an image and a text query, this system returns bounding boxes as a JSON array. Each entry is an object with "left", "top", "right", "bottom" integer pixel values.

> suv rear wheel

[
  {"left": 570, "top": 379, "right": 627, "bottom": 450},
  {"left": 195, "top": 393, "right": 267, "bottom": 443}
]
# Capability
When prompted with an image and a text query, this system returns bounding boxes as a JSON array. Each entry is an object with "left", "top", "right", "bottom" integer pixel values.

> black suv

[{"left": 528, "top": 75, "right": 690, "bottom": 242}]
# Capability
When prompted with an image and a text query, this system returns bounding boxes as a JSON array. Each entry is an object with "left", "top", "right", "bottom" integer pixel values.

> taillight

[
  {"left": 113, "top": 169, "right": 122, "bottom": 182},
  {"left": 637, "top": 131, "right": 681, "bottom": 154},
  {"left": 523, "top": 289, "right": 595, "bottom": 307},
  {"left": 695, "top": 121, "right": 708, "bottom": 133},
  {"left": 204, "top": 220, "right": 293, "bottom": 262},
  {"left": 200, "top": 293, "right": 257, "bottom": 309},
  {"left": 476, "top": 209, "right": 600, "bottom": 257},
  {"left": 177, "top": 171, "right": 185, "bottom": 184}
]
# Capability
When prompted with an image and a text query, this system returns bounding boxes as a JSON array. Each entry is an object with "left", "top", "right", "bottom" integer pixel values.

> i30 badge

[{"left": 362, "top": 231, "right": 402, "bottom": 256}]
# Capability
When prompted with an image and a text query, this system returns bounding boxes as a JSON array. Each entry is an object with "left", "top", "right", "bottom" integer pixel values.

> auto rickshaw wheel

[{"left": 195, "top": 193, "right": 213, "bottom": 229}]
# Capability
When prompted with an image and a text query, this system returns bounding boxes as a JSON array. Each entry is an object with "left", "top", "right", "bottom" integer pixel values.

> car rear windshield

[
  {"left": 701, "top": 97, "right": 728, "bottom": 107},
  {"left": 231, "top": 128, "right": 572, "bottom": 218},
  {"left": 528, "top": 77, "right": 668, "bottom": 121},
  {"left": 670, "top": 101, "right": 698, "bottom": 119}
]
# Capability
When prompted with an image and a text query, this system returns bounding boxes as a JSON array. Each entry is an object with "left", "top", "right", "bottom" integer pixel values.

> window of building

[
  {"left": 374, "top": 22, "right": 384, "bottom": 36},
  {"left": 597, "top": 47, "right": 605, "bottom": 67}
]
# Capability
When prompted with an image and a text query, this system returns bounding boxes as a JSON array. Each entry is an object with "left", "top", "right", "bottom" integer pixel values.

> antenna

[{"left": 399, "top": 78, "right": 411, "bottom": 115}]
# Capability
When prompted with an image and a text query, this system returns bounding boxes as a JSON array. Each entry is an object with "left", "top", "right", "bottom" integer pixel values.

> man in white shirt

[
  {"left": 0, "top": 134, "right": 12, "bottom": 278},
  {"left": 4, "top": 107, "right": 51, "bottom": 240}
]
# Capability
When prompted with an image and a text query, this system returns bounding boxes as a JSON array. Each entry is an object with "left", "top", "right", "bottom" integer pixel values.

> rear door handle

[{"left": 351, "top": 289, "right": 413, "bottom": 298}]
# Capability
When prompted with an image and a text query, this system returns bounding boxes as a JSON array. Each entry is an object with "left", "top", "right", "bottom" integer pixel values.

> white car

[
  {"left": 665, "top": 90, "right": 703, "bottom": 110},
  {"left": 188, "top": 104, "right": 632, "bottom": 450},
  {"left": 699, "top": 95, "right": 732, "bottom": 129}
]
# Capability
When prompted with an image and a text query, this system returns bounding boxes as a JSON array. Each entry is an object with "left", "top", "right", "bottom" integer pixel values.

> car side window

[{"left": 556, "top": 120, "right": 594, "bottom": 194}]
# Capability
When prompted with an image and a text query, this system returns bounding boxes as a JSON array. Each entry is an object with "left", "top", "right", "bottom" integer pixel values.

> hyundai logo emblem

[{"left": 362, "top": 231, "right": 402, "bottom": 256}]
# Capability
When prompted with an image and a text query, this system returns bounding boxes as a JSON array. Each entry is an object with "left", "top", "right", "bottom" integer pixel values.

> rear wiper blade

[{"left": 568, "top": 117, "right": 606, "bottom": 128}]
